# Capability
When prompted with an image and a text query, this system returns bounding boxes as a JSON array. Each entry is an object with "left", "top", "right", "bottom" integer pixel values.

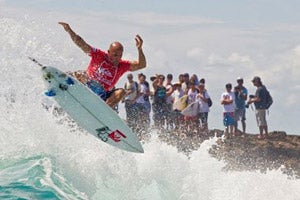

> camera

[{"left": 245, "top": 94, "right": 255, "bottom": 108}]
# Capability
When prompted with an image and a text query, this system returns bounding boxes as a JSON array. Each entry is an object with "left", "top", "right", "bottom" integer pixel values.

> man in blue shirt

[
  {"left": 234, "top": 77, "right": 248, "bottom": 134},
  {"left": 247, "top": 76, "right": 269, "bottom": 139}
]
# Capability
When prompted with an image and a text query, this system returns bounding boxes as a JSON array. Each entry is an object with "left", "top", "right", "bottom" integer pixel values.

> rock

[
  {"left": 153, "top": 128, "right": 300, "bottom": 179},
  {"left": 208, "top": 130, "right": 300, "bottom": 179}
]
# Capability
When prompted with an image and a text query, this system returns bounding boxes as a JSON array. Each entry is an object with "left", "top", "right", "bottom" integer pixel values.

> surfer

[{"left": 58, "top": 22, "right": 146, "bottom": 108}]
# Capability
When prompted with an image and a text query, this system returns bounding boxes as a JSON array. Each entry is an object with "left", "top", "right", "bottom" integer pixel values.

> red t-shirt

[{"left": 87, "top": 48, "right": 131, "bottom": 91}]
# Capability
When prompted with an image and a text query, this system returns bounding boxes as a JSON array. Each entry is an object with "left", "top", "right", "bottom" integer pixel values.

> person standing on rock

[
  {"left": 221, "top": 83, "right": 236, "bottom": 136},
  {"left": 234, "top": 77, "right": 248, "bottom": 134},
  {"left": 247, "top": 76, "right": 269, "bottom": 139}
]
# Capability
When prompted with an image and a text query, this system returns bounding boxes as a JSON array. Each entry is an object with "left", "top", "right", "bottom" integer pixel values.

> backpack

[
  {"left": 207, "top": 98, "right": 213, "bottom": 107},
  {"left": 204, "top": 91, "right": 213, "bottom": 107},
  {"left": 265, "top": 89, "right": 273, "bottom": 109}
]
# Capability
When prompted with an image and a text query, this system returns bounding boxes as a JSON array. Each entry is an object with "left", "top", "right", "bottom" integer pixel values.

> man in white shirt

[
  {"left": 221, "top": 83, "right": 236, "bottom": 135},
  {"left": 123, "top": 73, "right": 138, "bottom": 130}
]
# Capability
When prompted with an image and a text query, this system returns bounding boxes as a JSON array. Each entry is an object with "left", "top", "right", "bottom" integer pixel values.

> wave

[{"left": 0, "top": 155, "right": 88, "bottom": 200}]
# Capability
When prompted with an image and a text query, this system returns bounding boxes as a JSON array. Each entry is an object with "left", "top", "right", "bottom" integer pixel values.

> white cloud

[
  {"left": 186, "top": 48, "right": 204, "bottom": 59},
  {"left": 107, "top": 12, "right": 224, "bottom": 26},
  {"left": 228, "top": 53, "right": 251, "bottom": 63}
]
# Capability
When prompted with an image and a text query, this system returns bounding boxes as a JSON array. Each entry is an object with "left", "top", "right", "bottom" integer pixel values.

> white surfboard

[
  {"left": 41, "top": 65, "right": 144, "bottom": 153},
  {"left": 172, "top": 95, "right": 188, "bottom": 111},
  {"left": 181, "top": 101, "right": 200, "bottom": 117}
]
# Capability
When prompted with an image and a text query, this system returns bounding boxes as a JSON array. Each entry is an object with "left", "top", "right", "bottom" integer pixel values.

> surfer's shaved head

[
  {"left": 109, "top": 42, "right": 124, "bottom": 52},
  {"left": 108, "top": 42, "right": 124, "bottom": 66}
]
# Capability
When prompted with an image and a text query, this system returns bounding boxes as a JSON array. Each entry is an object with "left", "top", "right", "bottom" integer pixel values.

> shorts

[
  {"left": 223, "top": 112, "right": 235, "bottom": 126},
  {"left": 235, "top": 108, "right": 246, "bottom": 121},
  {"left": 87, "top": 80, "right": 113, "bottom": 101},
  {"left": 255, "top": 109, "right": 267, "bottom": 126},
  {"left": 184, "top": 115, "right": 199, "bottom": 121}
]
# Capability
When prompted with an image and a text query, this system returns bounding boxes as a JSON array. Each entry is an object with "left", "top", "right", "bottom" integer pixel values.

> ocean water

[{"left": 0, "top": 16, "right": 300, "bottom": 200}]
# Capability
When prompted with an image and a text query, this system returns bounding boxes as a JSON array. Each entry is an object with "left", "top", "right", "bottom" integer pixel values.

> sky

[{"left": 1, "top": 0, "right": 300, "bottom": 134}]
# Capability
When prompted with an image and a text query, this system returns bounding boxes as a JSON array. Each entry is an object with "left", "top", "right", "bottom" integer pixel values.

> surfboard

[
  {"left": 181, "top": 101, "right": 199, "bottom": 117},
  {"left": 172, "top": 95, "right": 188, "bottom": 111},
  {"left": 40, "top": 65, "right": 144, "bottom": 153}
]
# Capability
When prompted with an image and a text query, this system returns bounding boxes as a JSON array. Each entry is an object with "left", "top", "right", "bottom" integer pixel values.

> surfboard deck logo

[{"left": 96, "top": 127, "right": 127, "bottom": 143}]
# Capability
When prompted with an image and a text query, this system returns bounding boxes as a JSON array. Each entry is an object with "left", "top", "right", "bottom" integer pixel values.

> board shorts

[
  {"left": 87, "top": 80, "right": 114, "bottom": 101},
  {"left": 68, "top": 70, "right": 114, "bottom": 101},
  {"left": 223, "top": 112, "right": 235, "bottom": 126},
  {"left": 255, "top": 109, "right": 267, "bottom": 126},
  {"left": 235, "top": 108, "right": 246, "bottom": 121}
]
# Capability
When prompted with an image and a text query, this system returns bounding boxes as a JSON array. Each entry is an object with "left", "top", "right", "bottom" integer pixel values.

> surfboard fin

[{"left": 45, "top": 90, "right": 56, "bottom": 97}]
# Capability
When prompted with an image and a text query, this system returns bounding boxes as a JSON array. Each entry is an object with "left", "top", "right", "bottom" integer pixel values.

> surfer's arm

[
  {"left": 58, "top": 22, "right": 91, "bottom": 54},
  {"left": 130, "top": 35, "right": 146, "bottom": 71}
]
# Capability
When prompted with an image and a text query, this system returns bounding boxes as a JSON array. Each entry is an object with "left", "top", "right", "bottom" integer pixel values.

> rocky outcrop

[
  {"left": 208, "top": 130, "right": 300, "bottom": 179},
  {"left": 154, "top": 129, "right": 300, "bottom": 179}
]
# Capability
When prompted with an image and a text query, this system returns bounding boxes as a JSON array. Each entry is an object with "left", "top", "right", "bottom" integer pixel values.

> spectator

[
  {"left": 140, "top": 73, "right": 151, "bottom": 127},
  {"left": 171, "top": 82, "right": 184, "bottom": 131},
  {"left": 221, "top": 83, "right": 236, "bottom": 136},
  {"left": 184, "top": 79, "right": 200, "bottom": 136},
  {"left": 165, "top": 74, "right": 174, "bottom": 130},
  {"left": 182, "top": 73, "right": 190, "bottom": 94},
  {"left": 123, "top": 73, "right": 138, "bottom": 130},
  {"left": 247, "top": 76, "right": 270, "bottom": 139},
  {"left": 234, "top": 77, "right": 248, "bottom": 134},
  {"left": 134, "top": 73, "right": 150, "bottom": 134},
  {"left": 197, "top": 83, "right": 210, "bottom": 133},
  {"left": 152, "top": 74, "right": 168, "bottom": 130}
]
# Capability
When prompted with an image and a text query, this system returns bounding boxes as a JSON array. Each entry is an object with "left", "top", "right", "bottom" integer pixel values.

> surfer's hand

[
  {"left": 58, "top": 22, "right": 71, "bottom": 31},
  {"left": 135, "top": 35, "right": 143, "bottom": 50}
]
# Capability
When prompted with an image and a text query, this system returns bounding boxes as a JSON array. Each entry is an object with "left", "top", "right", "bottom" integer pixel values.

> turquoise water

[
  {"left": 0, "top": 156, "right": 87, "bottom": 199},
  {"left": 0, "top": 16, "right": 300, "bottom": 200}
]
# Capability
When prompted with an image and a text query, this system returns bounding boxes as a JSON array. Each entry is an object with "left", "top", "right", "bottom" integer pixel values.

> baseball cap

[
  {"left": 199, "top": 82, "right": 205, "bottom": 87},
  {"left": 173, "top": 82, "right": 182, "bottom": 87},
  {"left": 251, "top": 76, "right": 261, "bottom": 82}
]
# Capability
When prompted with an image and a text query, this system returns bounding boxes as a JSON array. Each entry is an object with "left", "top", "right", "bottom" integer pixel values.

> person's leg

[
  {"left": 263, "top": 125, "right": 269, "bottom": 137},
  {"left": 256, "top": 110, "right": 266, "bottom": 139},
  {"left": 261, "top": 110, "right": 268, "bottom": 137},
  {"left": 241, "top": 109, "right": 246, "bottom": 133},
  {"left": 234, "top": 110, "right": 239, "bottom": 132},
  {"left": 223, "top": 113, "right": 228, "bottom": 135},
  {"left": 106, "top": 88, "right": 126, "bottom": 108},
  {"left": 241, "top": 119, "right": 246, "bottom": 133},
  {"left": 257, "top": 125, "right": 263, "bottom": 138},
  {"left": 69, "top": 70, "right": 88, "bottom": 84}
]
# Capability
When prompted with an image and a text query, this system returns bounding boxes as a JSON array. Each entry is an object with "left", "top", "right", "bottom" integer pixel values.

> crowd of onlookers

[{"left": 121, "top": 72, "right": 272, "bottom": 139}]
